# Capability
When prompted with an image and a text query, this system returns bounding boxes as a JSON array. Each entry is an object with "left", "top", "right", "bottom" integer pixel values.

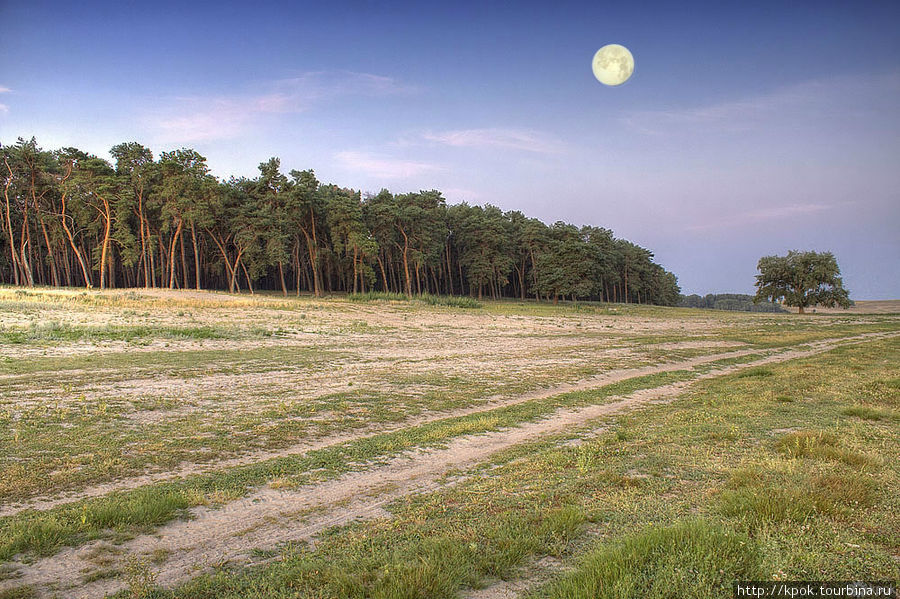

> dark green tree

[
  {"left": 111, "top": 142, "right": 156, "bottom": 287},
  {"left": 250, "top": 158, "right": 292, "bottom": 294},
  {"left": 287, "top": 169, "right": 326, "bottom": 297},
  {"left": 1, "top": 134, "right": 685, "bottom": 306}
]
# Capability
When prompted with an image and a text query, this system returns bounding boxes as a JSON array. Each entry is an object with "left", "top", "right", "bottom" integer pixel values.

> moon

[{"left": 592, "top": 44, "right": 634, "bottom": 86}]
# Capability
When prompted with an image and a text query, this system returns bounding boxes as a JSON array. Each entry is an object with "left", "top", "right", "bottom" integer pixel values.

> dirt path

[
  {"left": 463, "top": 555, "right": 568, "bottom": 599},
  {"left": 1, "top": 341, "right": 813, "bottom": 517},
  {"left": 3, "top": 332, "right": 893, "bottom": 599},
  {"left": 2, "top": 332, "right": 892, "bottom": 519}
]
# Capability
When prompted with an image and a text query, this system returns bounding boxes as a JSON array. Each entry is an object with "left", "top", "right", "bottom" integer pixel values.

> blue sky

[{"left": 2, "top": 1, "right": 898, "bottom": 297}]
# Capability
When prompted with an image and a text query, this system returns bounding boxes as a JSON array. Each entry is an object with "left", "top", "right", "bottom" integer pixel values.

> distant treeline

[
  {"left": 679, "top": 293, "right": 787, "bottom": 313},
  {"left": 1, "top": 137, "right": 680, "bottom": 304}
]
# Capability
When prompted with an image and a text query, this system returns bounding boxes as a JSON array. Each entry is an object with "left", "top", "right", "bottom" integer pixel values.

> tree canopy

[
  {"left": 753, "top": 250, "right": 851, "bottom": 313},
  {"left": 0, "top": 136, "right": 681, "bottom": 305}
]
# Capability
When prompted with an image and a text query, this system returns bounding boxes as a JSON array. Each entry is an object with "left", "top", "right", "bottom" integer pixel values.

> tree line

[
  {"left": 679, "top": 293, "right": 786, "bottom": 313},
  {"left": 0, "top": 137, "right": 680, "bottom": 305}
]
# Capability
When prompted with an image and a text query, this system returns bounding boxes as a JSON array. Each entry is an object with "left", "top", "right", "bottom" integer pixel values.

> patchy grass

[
  {"left": 0, "top": 289, "right": 897, "bottom": 597},
  {"left": 774, "top": 431, "right": 879, "bottom": 468},
  {"left": 0, "top": 322, "right": 235, "bottom": 344},
  {"left": 347, "top": 291, "right": 410, "bottom": 303},
  {"left": 535, "top": 520, "right": 762, "bottom": 599},
  {"left": 417, "top": 293, "right": 482, "bottom": 309},
  {"left": 100, "top": 335, "right": 898, "bottom": 598},
  {"left": 842, "top": 404, "right": 898, "bottom": 421},
  {"left": 348, "top": 291, "right": 482, "bottom": 308},
  {"left": 734, "top": 366, "right": 774, "bottom": 378},
  {"left": 0, "top": 586, "right": 35, "bottom": 599},
  {"left": 0, "top": 488, "right": 191, "bottom": 561},
  {"left": 0, "top": 369, "right": 693, "bottom": 561}
]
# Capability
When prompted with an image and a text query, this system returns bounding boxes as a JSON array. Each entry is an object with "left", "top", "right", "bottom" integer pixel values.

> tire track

[{"left": 3, "top": 331, "right": 894, "bottom": 599}]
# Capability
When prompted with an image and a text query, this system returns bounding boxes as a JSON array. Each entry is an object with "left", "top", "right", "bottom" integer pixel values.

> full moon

[{"left": 592, "top": 44, "right": 634, "bottom": 86}]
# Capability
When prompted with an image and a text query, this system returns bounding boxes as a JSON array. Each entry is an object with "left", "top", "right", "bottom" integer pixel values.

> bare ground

[
  {"left": 1, "top": 340, "right": 810, "bottom": 518},
  {"left": 783, "top": 299, "right": 900, "bottom": 314},
  {"left": 2, "top": 331, "right": 891, "bottom": 599}
]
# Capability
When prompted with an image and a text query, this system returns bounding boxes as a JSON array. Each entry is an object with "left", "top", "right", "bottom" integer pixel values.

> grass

[
  {"left": 734, "top": 366, "right": 774, "bottom": 378},
  {"left": 127, "top": 335, "right": 897, "bottom": 599},
  {"left": 348, "top": 291, "right": 482, "bottom": 308},
  {"left": 162, "top": 505, "right": 584, "bottom": 599},
  {"left": 842, "top": 404, "right": 898, "bottom": 421},
  {"left": 534, "top": 519, "right": 762, "bottom": 599},
  {"left": 0, "top": 587, "right": 36, "bottom": 599},
  {"left": 0, "top": 288, "right": 897, "bottom": 597},
  {"left": 0, "top": 321, "right": 234, "bottom": 344},
  {"left": 0, "top": 369, "right": 695, "bottom": 562},
  {"left": 347, "top": 290, "right": 410, "bottom": 302},
  {"left": 773, "top": 431, "right": 879, "bottom": 467},
  {"left": 0, "top": 488, "right": 191, "bottom": 561}
]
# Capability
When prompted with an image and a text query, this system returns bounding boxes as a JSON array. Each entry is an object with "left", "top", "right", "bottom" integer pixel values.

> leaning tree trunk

[
  {"left": 98, "top": 197, "right": 112, "bottom": 289},
  {"left": 2, "top": 156, "right": 21, "bottom": 285},
  {"left": 168, "top": 219, "right": 183, "bottom": 289},
  {"left": 278, "top": 261, "right": 287, "bottom": 296}
]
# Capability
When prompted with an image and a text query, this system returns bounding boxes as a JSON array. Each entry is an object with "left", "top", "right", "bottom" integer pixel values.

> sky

[{"left": 1, "top": 0, "right": 898, "bottom": 298}]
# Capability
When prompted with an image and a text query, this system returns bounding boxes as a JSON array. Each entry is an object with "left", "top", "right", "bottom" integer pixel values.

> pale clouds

[
  {"left": 149, "top": 98, "right": 260, "bottom": 143},
  {"left": 145, "top": 71, "right": 413, "bottom": 143},
  {"left": 623, "top": 72, "right": 900, "bottom": 135},
  {"left": 273, "top": 71, "right": 415, "bottom": 100},
  {"left": 421, "top": 128, "right": 566, "bottom": 153},
  {"left": 0, "top": 86, "right": 9, "bottom": 115},
  {"left": 334, "top": 150, "right": 439, "bottom": 179},
  {"left": 687, "top": 203, "right": 833, "bottom": 232},
  {"left": 440, "top": 187, "right": 482, "bottom": 202}
]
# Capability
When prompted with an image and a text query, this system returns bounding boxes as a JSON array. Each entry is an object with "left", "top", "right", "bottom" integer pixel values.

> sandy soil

[
  {"left": 0, "top": 344, "right": 767, "bottom": 517},
  {"left": 2, "top": 331, "right": 891, "bottom": 599},
  {"left": 783, "top": 299, "right": 900, "bottom": 314}
]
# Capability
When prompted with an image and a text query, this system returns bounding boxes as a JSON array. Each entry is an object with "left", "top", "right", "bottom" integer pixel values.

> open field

[
  {"left": 0, "top": 287, "right": 897, "bottom": 599},
  {"left": 783, "top": 300, "right": 900, "bottom": 315}
]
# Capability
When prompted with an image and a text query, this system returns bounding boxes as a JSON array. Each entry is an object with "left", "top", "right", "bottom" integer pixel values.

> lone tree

[{"left": 754, "top": 250, "right": 851, "bottom": 313}]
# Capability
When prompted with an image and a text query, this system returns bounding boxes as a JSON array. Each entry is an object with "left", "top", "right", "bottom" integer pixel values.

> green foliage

[
  {"left": 680, "top": 293, "right": 787, "bottom": 312},
  {"left": 754, "top": 250, "right": 852, "bottom": 312},
  {"left": 1, "top": 135, "right": 680, "bottom": 306}
]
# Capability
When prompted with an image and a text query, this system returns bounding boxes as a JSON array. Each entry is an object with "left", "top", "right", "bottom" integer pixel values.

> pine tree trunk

[
  {"left": 278, "top": 261, "right": 287, "bottom": 295},
  {"left": 179, "top": 228, "right": 188, "bottom": 290},
  {"left": 240, "top": 259, "right": 254, "bottom": 294},
  {"left": 352, "top": 247, "right": 359, "bottom": 294},
  {"left": 191, "top": 223, "right": 201, "bottom": 290},
  {"left": 399, "top": 228, "right": 412, "bottom": 298},
  {"left": 98, "top": 198, "right": 112, "bottom": 289},
  {"left": 3, "top": 157, "right": 22, "bottom": 286},
  {"left": 168, "top": 220, "right": 183, "bottom": 289},
  {"left": 377, "top": 254, "right": 389, "bottom": 292}
]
